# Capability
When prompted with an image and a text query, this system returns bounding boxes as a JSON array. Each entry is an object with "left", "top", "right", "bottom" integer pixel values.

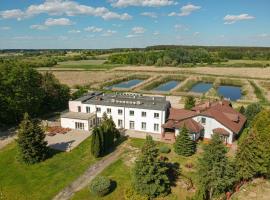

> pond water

[
  {"left": 106, "top": 79, "right": 143, "bottom": 89},
  {"left": 153, "top": 81, "right": 180, "bottom": 91},
  {"left": 190, "top": 82, "right": 213, "bottom": 93},
  {"left": 217, "top": 85, "right": 242, "bottom": 101}
]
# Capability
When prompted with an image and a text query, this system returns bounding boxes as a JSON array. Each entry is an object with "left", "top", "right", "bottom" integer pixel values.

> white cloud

[
  {"left": 140, "top": 12, "right": 157, "bottom": 18},
  {"left": 58, "top": 36, "right": 68, "bottom": 40},
  {"left": 223, "top": 14, "right": 255, "bottom": 24},
  {"left": 132, "top": 26, "right": 145, "bottom": 34},
  {"left": 30, "top": 24, "right": 48, "bottom": 30},
  {"left": 153, "top": 31, "right": 159, "bottom": 35},
  {"left": 68, "top": 29, "right": 81, "bottom": 33},
  {"left": 258, "top": 33, "right": 269, "bottom": 38},
  {"left": 174, "top": 24, "right": 189, "bottom": 31},
  {"left": 45, "top": 18, "right": 73, "bottom": 26},
  {"left": 84, "top": 26, "right": 103, "bottom": 32},
  {"left": 169, "top": 4, "right": 201, "bottom": 17},
  {"left": 0, "top": 0, "right": 132, "bottom": 21},
  {"left": 193, "top": 32, "right": 200, "bottom": 36},
  {"left": 111, "top": 0, "right": 175, "bottom": 8},
  {"left": 0, "top": 26, "right": 11, "bottom": 30},
  {"left": 125, "top": 34, "right": 141, "bottom": 38},
  {"left": 102, "top": 30, "right": 117, "bottom": 37}
]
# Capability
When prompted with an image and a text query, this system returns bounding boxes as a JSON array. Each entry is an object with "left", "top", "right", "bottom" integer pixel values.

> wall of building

[
  {"left": 192, "top": 116, "right": 234, "bottom": 144},
  {"left": 61, "top": 118, "right": 89, "bottom": 131}
]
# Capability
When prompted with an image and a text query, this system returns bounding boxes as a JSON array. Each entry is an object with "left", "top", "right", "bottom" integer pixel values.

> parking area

[{"left": 45, "top": 129, "right": 91, "bottom": 152}]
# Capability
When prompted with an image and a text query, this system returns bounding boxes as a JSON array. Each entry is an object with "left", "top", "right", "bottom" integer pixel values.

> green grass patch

[
  {"left": 249, "top": 80, "right": 269, "bottom": 105},
  {"left": 0, "top": 137, "right": 97, "bottom": 200},
  {"left": 72, "top": 159, "right": 130, "bottom": 200},
  {"left": 142, "top": 75, "right": 185, "bottom": 91},
  {"left": 260, "top": 81, "right": 270, "bottom": 91}
]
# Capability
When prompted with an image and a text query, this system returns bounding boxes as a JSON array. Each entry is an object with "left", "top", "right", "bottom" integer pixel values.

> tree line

[{"left": 0, "top": 62, "right": 70, "bottom": 126}]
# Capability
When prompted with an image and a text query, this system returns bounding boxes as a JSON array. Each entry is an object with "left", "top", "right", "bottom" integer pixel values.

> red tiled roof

[
  {"left": 162, "top": 118, "right": 203, "bottom": 133},
  {"left": 164, "top": 100, "right": 246, "bottom": 134},
  {"left": 213, "top": 128, "right": 230, "bottom": 136},
  {"left": 168, "top": 108, "right": 197, "bottom": 121}
]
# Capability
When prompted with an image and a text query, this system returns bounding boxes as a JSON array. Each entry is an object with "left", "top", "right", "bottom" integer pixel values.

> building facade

[{"left": 61, "top": 92, "right": 171, "bottom": 134}]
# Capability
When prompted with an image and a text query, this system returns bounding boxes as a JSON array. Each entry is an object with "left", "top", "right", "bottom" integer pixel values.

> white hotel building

[{"left": 61, "top": 92, "right": 171, "bottom": 134}]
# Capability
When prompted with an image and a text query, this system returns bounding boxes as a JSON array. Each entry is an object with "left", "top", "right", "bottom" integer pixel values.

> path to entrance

[{"left": 53, "top": 143, "right": 127, "bottom": 200}]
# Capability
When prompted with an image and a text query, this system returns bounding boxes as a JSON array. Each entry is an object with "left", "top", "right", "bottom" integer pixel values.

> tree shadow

[
  {"left": 109, "top": 180, "right": 117, "bottom": 194},
  {"left": 167, "top": 162, "right": 181, "bottom": 187},
  {"left": 46, "top": 139, "right": 76, "bottom": 158},
  {"left": 102, "top": 135, "right": 128, "bottom": 156}
]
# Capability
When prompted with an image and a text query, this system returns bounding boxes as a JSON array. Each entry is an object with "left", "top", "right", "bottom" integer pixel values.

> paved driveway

[{"left": 45, "top": 130, "right": 91, "bottom": 152}]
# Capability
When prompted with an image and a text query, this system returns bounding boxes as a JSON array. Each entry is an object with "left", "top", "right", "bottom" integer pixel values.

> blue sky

[{"left": 0, "top": 0, "right": 269, "bottom": 49}]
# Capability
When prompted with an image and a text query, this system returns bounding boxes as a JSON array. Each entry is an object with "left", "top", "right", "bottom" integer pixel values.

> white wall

[
  {"left": 61, "top": 118, "right": 89, "bottom": 131},
  {"left": 192, "top": 116, "right": 234, "bottom": 144}
]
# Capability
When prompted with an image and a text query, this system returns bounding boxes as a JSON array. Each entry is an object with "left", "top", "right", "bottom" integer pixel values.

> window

[
  {"left": 141, "top": 111, "right": 146, "bottom": 117},
  {"left": 141, "top": 122, "right": 146, "bottom": 130},
  {"left": 97, "top": 117, "right": 102, "bottom": 124},
  {"left": 154, "top": 124, "right": 159, "bottom": 132},
  {"left": 129, "top": 110, "right": 134, "bottom": 116},
  {"left": 96, "top": 107, "right": 101, "bottom": 113},
  {"left": 118, "top": 119, "right": 123, "bottom": 128},
  {"left": 201, "top": 117, "right": 206, "bottom": 125},
  {"left": 129, "top": 121, "right": 135, "bottom": 129},
  {"left": 107, "top": 108, "right": 111, "bottom": 114},
  {"left": 77, "top": 106, "right": 81, "bottom": 112},
  {"left": 118, "top": 109, "right": 123, "bottom": 115},
  {"left": 86, "top": 106, "right": 90, "bottom": 113},
  {"left": 154, "top": 113, "right": 159, "bottom": 119},
  {"left": 75, "top": 122, "right": 84, "bottom": 130}
]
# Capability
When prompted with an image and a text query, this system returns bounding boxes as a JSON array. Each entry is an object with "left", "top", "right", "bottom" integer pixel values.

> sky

[{"left": 0, "top": 0, "right": 269, "bottom": 49}]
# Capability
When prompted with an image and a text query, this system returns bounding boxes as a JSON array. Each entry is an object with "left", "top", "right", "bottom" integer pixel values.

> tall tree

[
  {"left": 132, "top": 136, "right": 170, "bottom": 198},
  {"left": 184, "top": 96, "right": 196, "bottom": 110},
  {"left": 17, "top": 113, "right": 48, "bottom": 164},
  {"left": 90, "top": 127, "right": 102, "bottom": 158},
  {"left": 244, "top": 103, "right": 262, "bottom": 126},
  {"left": 236, "top": 109, "right": 270, "bottom": 180},
  {"left": 174, "top": 126, "right": 196, "bottom": 156},
  {"left": 41, "top": 72, "right": 70, "bottom": 112},
  {"left": 196, "top": 134, "right": 235, "bottom": 200}
]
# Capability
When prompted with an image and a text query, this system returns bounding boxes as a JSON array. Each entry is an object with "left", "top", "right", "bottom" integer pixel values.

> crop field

[{"left": 54, "top": 60, "right": 123, "bottom": 70}]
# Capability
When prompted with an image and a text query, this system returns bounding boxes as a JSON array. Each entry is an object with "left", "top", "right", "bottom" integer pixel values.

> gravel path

[{"left": 53, "top": 143, "right": 126, "bottom": 200}]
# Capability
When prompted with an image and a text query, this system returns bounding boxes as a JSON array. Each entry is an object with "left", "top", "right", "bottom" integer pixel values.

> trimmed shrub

[
  {"left": 90, "top": 176, "right": 111, "bottom": 197},
  {"left": 159, "top": 146, "right": 171, "bottom": 154}
]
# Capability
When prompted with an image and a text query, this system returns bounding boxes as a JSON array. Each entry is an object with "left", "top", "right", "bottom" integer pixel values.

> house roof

[
  {"left": 162, "top": 118, "right": 204, "bottom": 133},
  {"left": 61, "top": 112, "right": 95, "bottom": 120},
  {"left": 164, "top": 100, "right": 246, "bottom": 134},
  {"left": 213, "top": 128, "right": 230, "bottom": 136}
]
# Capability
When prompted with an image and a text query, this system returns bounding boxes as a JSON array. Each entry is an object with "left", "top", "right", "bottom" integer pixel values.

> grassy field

[
  {"left": 55, "top": 60, "right": 123, "bottom": 70},
  {"left": 72, "top": 138, "right": 203, "bottom": 200},
  {"left": 222, "top": 59, "right": 270, "bottom": 65},
  {"left": 0, "top": 137, "right": 97, "bottom": 200}
]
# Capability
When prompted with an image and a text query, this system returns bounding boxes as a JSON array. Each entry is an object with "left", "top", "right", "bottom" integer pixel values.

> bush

[
  {"left": 159, "top": 146, "right": 171, "bottom": 154},
  {"left": 124, "top": 186, "right": 148, "bottom": 200},
  {"left": 90, "top": 176, "right": 111, "bottom": 197}
]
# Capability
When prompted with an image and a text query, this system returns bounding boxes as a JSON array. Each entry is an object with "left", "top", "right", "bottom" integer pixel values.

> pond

[
  {"left": 106, "top": 79, "right": 143, "bottom": 89},
  {"left": 217, "top": 85, "right": 242, "bottom": 101},
  {"left": 190, "top": 82, "right": 213, "bottom": 93},
  {"left": 153, "top": 81, "right": 180, "bottom": 91}
]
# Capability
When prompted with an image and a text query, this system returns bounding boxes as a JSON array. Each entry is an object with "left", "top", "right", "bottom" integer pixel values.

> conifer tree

[
  {"left": 174, "top": 126, "right": 196, "bottom": 156},
  {"left": 184, "top": 96, "right": 196, "bottom": 110},
  {"left": 91, "top": 127, "right": 102, "bottom": 158},
  {"left": 133, "top": 136, "right": 170, "bottom": 198},
  {"left": 196, "top": 134, "right": 235, "bottom": 200},
  {"left": 17, "top": 113, "right": 48, "bottom": 164},
  {"left": 236, "top": 109, "right": 270, "bottom": 180}
]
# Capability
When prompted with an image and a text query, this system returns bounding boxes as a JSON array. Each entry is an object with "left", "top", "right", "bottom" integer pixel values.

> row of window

[
  {"left": 79, "top": 105, "right": 160, "bottom": 119},
  {"left": 117, "top": 120, "right": 159, "bottom": 132}
]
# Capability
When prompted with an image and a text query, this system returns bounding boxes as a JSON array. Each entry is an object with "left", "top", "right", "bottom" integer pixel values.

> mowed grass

[
  {"left": 55, "top": 60, "right": 124, "bottom": 70},
  {"left": 72, "top": 138, "right": 200, "bottom": 200},
  {"left": 0, "top": 137, "right": 97, "bottom": 200},
  {"left": 72, "top": 159, "right": 130, "bottom": 200}
]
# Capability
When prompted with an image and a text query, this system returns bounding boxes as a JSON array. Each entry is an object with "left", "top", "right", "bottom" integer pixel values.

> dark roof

[
  {"left": 168, "top": 108, "right": 197, "bottom": 121},
  {"left": 73, "top": 92, "right": 170, "bottom": 111}
]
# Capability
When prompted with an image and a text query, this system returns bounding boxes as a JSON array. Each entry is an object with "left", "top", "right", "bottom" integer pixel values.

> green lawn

[
  {"left": 0, "top": 137, "right": 97, "bottom": 200},
  {"left": 72, "top": 138, "right": 200, "bottom": 200},
  {"left": 55, "top": 60, "right": 124, "bottom": 70}
]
